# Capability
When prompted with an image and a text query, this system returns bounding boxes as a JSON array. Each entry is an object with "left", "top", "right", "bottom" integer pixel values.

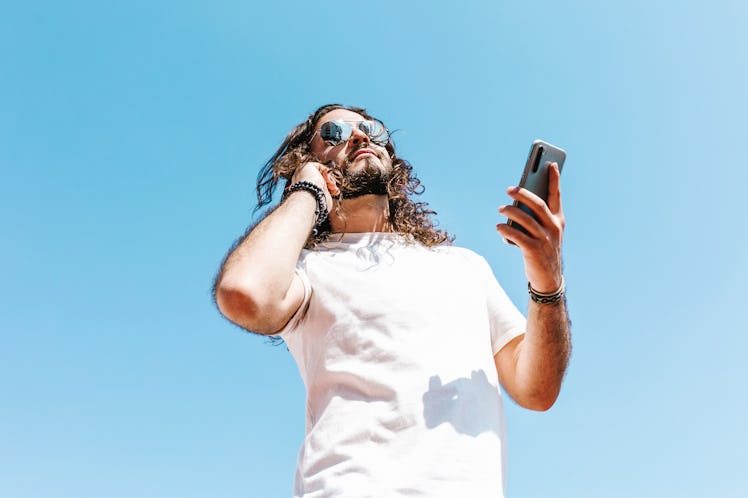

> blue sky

[{"left": 2, "top": 1, "right": 747, "bottom": 497}]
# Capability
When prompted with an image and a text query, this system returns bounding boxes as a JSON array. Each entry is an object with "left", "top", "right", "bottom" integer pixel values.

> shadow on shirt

[{"left": 422, "top": 370, "right": 502, "bottom": 437}]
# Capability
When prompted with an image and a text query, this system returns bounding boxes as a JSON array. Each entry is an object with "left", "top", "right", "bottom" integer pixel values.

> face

[{"left": 309, "top": 109, "right": 393, "bottom": 178}]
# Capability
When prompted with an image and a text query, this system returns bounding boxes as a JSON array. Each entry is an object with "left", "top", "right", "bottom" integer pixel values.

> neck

[{"left": 329, "top": 194, "right": 392, "bottom": 233}]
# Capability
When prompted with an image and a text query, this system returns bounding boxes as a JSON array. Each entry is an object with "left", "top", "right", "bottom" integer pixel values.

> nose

[{"left": 348, "top": 125, "right": 370, "bottom": 147}]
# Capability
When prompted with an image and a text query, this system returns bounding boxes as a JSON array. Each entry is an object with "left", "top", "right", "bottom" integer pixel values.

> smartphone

[{"left": 505, "top": 139, "right": 566, "bottom": 243}]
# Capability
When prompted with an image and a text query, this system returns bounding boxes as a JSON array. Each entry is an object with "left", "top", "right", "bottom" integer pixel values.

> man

[{"left": 214, "top": 104, "right": 570, "bottom": 497}]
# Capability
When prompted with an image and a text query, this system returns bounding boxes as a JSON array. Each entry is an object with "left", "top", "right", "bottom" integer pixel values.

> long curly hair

[{"left": 255, "top": 104, "right": 452, "bottom": 247}]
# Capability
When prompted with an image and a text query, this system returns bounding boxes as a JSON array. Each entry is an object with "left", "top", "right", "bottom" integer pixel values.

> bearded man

[{"left": 214, "top": 104, "right": 571, "bottom": 497}]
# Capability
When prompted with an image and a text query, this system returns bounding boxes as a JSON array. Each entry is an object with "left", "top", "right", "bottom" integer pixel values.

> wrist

[
  {"left": 282, "top": 181, "right": 329, "bottom": 235},
  {"left": 528, "top": 277, "right": 565, "bottom": 305},
  {"left": 283, "top": 188, "right": 318, "bottom": 215},
  {"left": 528, "top": 273, "right": 563, "bottom": 294}
]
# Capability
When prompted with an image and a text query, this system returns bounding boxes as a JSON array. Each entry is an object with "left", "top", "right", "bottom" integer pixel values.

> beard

[{"left": 335, "top": 156, "right": 392, "bottom": 199}]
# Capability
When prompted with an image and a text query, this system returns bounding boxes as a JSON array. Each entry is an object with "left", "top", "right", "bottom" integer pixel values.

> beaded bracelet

[
  {"left": 528, "top": 277, "right": 565, "bottom": 305},
  {"left": 282, "top": 181, "right": 329, "bottom": 236}
]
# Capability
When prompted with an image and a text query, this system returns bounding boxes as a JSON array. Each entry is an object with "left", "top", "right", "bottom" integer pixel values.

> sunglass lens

[
  {"left": 320, "top": 121, "right": 344, "bottom": 145},
  {"left": 360, "top": 120, "right": 388, "bottom": 145}
]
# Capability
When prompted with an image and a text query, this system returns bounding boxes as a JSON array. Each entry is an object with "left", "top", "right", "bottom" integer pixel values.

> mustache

[
  {"left": 322, "top": 146, "right": 380, "bottom": 182},
  {"left": 347, "top": 144, "right": 382, "bottom": 162}
]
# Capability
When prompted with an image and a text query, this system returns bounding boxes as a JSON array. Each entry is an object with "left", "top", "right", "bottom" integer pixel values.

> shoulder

[
  {"left": 432, "top": 243, "right": 487, "bottom": 264},
  {"left": 426, "top": 244, "right": 497, "bottom": 278}
]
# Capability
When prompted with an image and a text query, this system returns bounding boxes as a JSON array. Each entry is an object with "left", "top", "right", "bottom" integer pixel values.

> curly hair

[{"left": 255, "top": 104, "right": 452, "bottom": 247}]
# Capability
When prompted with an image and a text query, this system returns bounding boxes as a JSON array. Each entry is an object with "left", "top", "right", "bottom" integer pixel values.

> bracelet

[
  {"left": 528, "top": 277, "right": 565, "bottom": 305},
  {"left": 282, "top": 181, "right": 329, "bottom": 235}
]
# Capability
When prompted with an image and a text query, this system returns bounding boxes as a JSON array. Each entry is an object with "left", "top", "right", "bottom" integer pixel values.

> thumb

[{"left": 319, "top": 166, "right": 340, "bottom": 197}]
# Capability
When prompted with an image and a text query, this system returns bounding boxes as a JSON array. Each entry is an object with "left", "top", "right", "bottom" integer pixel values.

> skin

[
  {"left": 297, "top": 109, "right": 394, "bottom": 233},
  {"left": 495, "top": 163, "right": 571, "bottom": 411},
  {"left": 215, "top": 109, "right": 570, "bottom": 411}
]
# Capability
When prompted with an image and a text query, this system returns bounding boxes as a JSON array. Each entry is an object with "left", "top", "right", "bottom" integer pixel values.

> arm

[
  {"left": 214, "top": 163, "right": 338, "bottom": 334},
  {"left": 494, "top": 299, "right": 571, "bottom": 411},
  {"left": 494, "top": 163, "right": 571, "bottom": 411}
]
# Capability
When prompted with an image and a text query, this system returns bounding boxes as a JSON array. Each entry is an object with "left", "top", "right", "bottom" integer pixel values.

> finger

[
  {"left": 498, "top": 205, "right": 544, "bottom": 238},
  {"left": 506, "top": 186, "right": 553, "bottom": 224},
  {"left": 496, "top": 222, "right": 534, "bottom": 249},
  {"left": 291, "top": 161, "right": 324, "bottom": 184},
  {"left": 318, "top": 166, "right": 340, "bottom": 197},
  {"left": 547, "top": 162, "right": 563, "bottom": 214}
]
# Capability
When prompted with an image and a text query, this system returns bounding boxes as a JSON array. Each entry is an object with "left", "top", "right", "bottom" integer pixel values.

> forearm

[
  {"left": 495, "top": 163, "right": 571, "bottom": 410},
  {"left": 215, "top": 192, "right": 316, "bottom": 324},
  {"left": 222, "top": 192, "right": 314, "bottom": 289},
  {"left": 512, "top": 298, "right": 571, "bottom": 410}
]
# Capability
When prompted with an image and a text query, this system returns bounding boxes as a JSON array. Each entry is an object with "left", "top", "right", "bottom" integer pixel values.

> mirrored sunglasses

[{"left": 318, "top": 120, "right": 389, "bottom": 147}]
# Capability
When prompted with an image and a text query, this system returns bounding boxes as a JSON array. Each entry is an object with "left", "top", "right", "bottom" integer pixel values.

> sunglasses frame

[{"left": 318, "top": 119, "right": 390, "bottom": 147}]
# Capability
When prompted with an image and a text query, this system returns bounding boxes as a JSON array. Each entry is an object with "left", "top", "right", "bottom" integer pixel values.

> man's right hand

[{"left": 291, "top": 162, "right": 340, "bottom": 213}]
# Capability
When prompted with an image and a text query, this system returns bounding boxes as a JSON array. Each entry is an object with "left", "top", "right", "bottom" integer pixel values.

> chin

[
  {"left": 339, "top": 159, "right": 392, "bottom": 198},
  {"left": 350, "top": 155, "right": 381, "bottom": 169}
]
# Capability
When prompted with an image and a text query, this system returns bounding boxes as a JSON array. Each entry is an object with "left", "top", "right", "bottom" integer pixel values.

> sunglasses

[{"left": 318, "top": 119, "right": 390, "bottom": 147}]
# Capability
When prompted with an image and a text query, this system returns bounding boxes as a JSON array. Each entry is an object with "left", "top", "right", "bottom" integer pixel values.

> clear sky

[{"left": 2, "top": 1, "right": 747, "bottom": 497}]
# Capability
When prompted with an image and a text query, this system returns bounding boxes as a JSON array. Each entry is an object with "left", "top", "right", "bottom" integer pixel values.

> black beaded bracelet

[
  {"left": 528, "top": 278, "right": 565, "bottom": 305},
  {"left": 282, "top": 181, "right": 329, "bottom": 235}
]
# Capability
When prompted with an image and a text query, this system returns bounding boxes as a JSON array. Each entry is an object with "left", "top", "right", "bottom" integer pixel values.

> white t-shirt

[{"left": 277, "top": 232, "right": 526, "bottom": 498}]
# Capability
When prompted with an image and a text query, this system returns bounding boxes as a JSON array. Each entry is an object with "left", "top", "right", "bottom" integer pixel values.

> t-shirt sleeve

[
  {"left": 272, "top": 263, "right": 312, "bottom": 339},
  {"left": 470, "top": 252, "right": 527, "bottom": 355}
]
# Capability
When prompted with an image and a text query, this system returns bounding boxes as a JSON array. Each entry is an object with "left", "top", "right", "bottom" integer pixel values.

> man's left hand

[{"left": 496, "top": 163, "right": 565, "bottom": 293}]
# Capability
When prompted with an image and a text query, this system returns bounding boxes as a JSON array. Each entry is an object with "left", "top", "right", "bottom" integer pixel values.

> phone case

[{"left": 507, "top": 139, "right": 566, "bottom": 237}]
